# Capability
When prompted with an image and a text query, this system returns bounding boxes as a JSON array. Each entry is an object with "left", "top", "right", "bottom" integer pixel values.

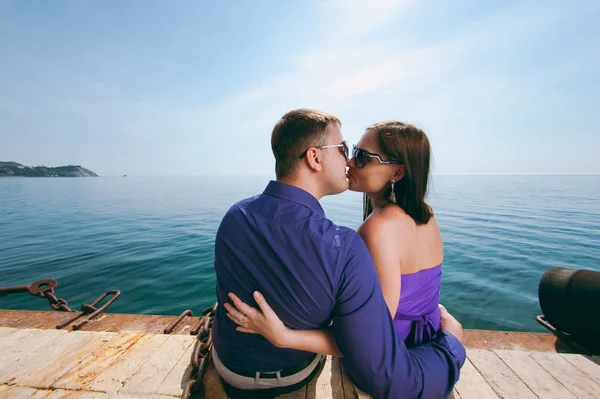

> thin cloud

[{"left": 2, "top": 1, "right": 597, "bottom": 175}]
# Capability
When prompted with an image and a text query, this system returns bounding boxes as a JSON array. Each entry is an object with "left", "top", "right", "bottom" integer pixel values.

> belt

[{"left": 228, "top": 356, "right": 317, "bottom": 379}]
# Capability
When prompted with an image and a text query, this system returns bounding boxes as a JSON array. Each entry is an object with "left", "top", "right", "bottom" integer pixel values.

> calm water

[{"left": 1, "top": 176, "right": 599, "bottom": 333}]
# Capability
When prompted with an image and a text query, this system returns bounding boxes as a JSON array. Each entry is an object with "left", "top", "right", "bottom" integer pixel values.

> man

[{"left": 211, "top": 109, "right": 465, "bottom": 398}]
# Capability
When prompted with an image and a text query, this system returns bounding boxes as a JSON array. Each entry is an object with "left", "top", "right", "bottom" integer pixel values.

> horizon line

[{"left": 80, "top": 173, "right": 600, "bottom": 178}]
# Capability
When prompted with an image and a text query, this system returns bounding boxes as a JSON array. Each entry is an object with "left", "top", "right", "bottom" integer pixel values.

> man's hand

[{"left": 439, "top": 304, "right": 464, "bottom": 343}]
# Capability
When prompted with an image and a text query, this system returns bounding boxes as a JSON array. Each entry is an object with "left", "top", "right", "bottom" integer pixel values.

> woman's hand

[
  {"left": 439, "top": 303, "right": 464, "bottom": 343},
  {"left": 226, "top": 291, "right": 342, "bottom": 357},
  {"left": 225, "top": 291, "right": 291, "bottom": 348}
]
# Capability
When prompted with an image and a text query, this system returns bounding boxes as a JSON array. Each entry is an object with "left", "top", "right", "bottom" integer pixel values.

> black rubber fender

[{"left": 538, "top": 267, "right": 600, "bottom": 350}]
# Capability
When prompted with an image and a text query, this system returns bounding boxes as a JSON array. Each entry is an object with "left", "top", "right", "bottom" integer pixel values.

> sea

[{"left": 1, "top": 175, "right": 599, "bottom": 333}]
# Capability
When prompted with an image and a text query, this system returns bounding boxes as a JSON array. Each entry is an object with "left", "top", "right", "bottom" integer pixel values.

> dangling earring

[{"left": 389, "top": 180, "right": 397, "bottom": 204}]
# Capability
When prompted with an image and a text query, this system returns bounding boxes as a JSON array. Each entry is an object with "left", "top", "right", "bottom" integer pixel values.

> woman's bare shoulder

[{"left": 359, "top": 207, "right": 413, "bottom": 238}]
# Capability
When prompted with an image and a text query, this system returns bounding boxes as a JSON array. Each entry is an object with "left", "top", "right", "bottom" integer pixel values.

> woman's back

[
  {"left": 380, "top": 206, "right": 443, "bottom": 274},
  {"left": 362, "top": 206, "right": 443, "bottom": 346}
]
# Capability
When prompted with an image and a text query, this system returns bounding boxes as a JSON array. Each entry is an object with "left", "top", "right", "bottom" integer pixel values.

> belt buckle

[{"left": 257, "top": 370, "right": 280, "bottom": 381}]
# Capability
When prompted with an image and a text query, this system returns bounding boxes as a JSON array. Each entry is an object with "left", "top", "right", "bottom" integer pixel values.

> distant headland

[{"left": 0, "top": 162, "right": 98, "bottom": 177}]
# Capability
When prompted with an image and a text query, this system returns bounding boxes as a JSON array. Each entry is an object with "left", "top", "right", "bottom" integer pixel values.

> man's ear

[
  {"left": 393, "top": 164, "right": 405, "bottom": 181},
  {"left": 306, "top": 149, "right": 323, "bottom": 172}
]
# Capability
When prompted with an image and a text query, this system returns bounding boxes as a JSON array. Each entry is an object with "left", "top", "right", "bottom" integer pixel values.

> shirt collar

[{"left": 263, "top": 180, "right": 325, "bottom": 218}]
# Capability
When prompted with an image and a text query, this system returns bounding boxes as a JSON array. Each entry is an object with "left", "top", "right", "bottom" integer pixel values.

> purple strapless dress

[{"left": 393, "top": 264, "right": 442, "bottom": 347}]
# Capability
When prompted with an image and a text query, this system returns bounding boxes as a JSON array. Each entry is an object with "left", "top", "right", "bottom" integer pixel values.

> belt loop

[
  {"left": 276, "top": 371, "right": 281, "bottom": 383},
  {"left": 254, "top": 371, "right": 260, "bottom": 384}
]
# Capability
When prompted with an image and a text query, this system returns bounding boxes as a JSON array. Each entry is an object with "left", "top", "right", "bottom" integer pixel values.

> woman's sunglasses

[{"left": 352, "top": 145, "right": 402, "bottom": 169}]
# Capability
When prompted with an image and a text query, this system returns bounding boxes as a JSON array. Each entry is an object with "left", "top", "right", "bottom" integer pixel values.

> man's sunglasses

[
  {"left": 299, "top": 141, "right": 349, "bottom": 160},
  {"left": 352, "top": 145, "right": 402, "bottom": 169}
]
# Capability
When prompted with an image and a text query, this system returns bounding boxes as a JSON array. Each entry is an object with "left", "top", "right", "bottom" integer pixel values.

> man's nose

[{"left": 346, "top": 157, "right": 355, "bottom": 168}]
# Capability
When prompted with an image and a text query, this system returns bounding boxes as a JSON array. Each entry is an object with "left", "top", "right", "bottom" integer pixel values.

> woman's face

[{"left": 346, "top": 130, "right": 398, "bottom": 195}]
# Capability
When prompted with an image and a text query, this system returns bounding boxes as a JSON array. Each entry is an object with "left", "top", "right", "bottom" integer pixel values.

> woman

[{"left": 225, "top": 120, "right": 445, "bottom": 354}]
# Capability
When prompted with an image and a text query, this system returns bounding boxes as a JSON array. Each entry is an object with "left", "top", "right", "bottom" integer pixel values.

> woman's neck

[{"left": 367, "top": 193, "right": 392, "bottom": 212}]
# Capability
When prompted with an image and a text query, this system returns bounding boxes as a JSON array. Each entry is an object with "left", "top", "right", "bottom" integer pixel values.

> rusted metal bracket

[
  {"left": 57, "top": 290, "right": 121, "bottom": 330},
  {"left": 164, "top": 309, "right": 194, "bottom": 334},
  {"left": 536, "top": 315, "right": 592, "bottom": 355}
]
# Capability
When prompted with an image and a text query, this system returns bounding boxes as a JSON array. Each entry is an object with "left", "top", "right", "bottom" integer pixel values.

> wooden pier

[{"left": 1, "top": 310, "right": 599, "bottom": 398}]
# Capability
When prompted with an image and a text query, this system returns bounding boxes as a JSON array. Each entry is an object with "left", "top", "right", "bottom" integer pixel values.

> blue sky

[{"left": 1, "top": 0, "right": 598, "bottom": 176}]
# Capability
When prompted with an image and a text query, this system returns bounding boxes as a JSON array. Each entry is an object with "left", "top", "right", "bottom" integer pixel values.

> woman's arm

[
  {"left": 357, "top": 214, "right": 402, "bottom": 317},
  {"left": 226, "top": 292, "right": 342, "bottom": 357}
]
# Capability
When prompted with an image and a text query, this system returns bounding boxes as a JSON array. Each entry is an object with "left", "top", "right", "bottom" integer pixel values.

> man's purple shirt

[{"left": 212, "top": 181, "right": 465, "bottom": 398}]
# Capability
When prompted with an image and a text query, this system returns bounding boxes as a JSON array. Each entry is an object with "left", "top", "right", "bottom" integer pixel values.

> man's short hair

[{"left": 271, "top": 109, "right": 341, "bottom": 179}]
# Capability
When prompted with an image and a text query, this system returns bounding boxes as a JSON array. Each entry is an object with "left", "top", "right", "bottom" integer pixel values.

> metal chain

[
  {"left": 182, "top": 302, "right": 217, "bottom": 399},
  {"left": 42, "top": 290, "right": 75, "bottom": 312},
  {"left": 1, "top": 278, "right": 120, "bottom": 330},
  {"left": 0, "top": 279, "right": 75, "bottom": 312}
]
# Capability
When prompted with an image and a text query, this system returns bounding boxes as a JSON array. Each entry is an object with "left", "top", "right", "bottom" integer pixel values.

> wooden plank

[
  {"left": 154, "top": 336, "right": 195, "bottom": 397},
  {"left": 530, "top": 351, "right": 600, "bottom": 399},
  {"left": 0, "top": 326, "right": 18, "bottom": 337},
  {"left": 494, "top": 350, "right": 577, "bottom": 399},
  {"left": 0, "top": 328, "right": 46, "bottom": 356},
  {"left": 25, "top": 389, "right": 53, "bottom": 398},
  {"left": 339, "top": 358, "right": 359, "bottom": 399},
  {"left": 0, "top": 328, "right": 67, "bottom": 369},
  {"left": 453, "top": 358, "right": 498, "bottom": 399},
  {"left": 328, "top": 356, "right": 344, "bottom": 399},
  {"left": 25, "top": 389, "right": 117, "bottom": 399},
  {"left": 305, "top": 356, "right": 344, "bottom": 399},
  {"left": 560, "top": 353, "right": 600, "bottom": 386},
  {"left": 0, "top": 330, "right": 48, "bottom": 367},
  {"left": 54, "top": 392, "right": 85, "bottom": 399},
  {"left": 31, "top": 389, "right": 84, "bottom": 398},
  {"left": 53, "top": 333, "right": 144, "bottom": 390},
  {"left": 119, "top": 334, "right": 195, "bottom": 395},
  {"left": 79, "top": 393, "right": 112, "bottom": 399},
  {"left": 20, "top": 331, "right": 115, "bottom": 388},
  {"left": 1, "top": 330, "right": 91, "bottom": 384},
  {"left": 53, "top": 391, "right": 90, "bottom": 399},
  {"left": 26, "top": 389, "right": 116, "bottom": 399},
  {"left": 88, "top": 333, "right": 169, "bottom": 393},
  {"left": 277, "top": 385, "right": 306, "bottom": 399},
  {"left": 467, "top": 349, "right": 536, "bottom": 399},
  {"left": 108, "top": 393, "right": 183, "bottom": 399},
  {"left": 6, "top": 331, "right": 98, "bottom": 386},
  {"left": 203, "top": 362, "right": 228, "bottom": 398},
  {"left": 0, "top": 385, "right": 39, "bottom": 398}
]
